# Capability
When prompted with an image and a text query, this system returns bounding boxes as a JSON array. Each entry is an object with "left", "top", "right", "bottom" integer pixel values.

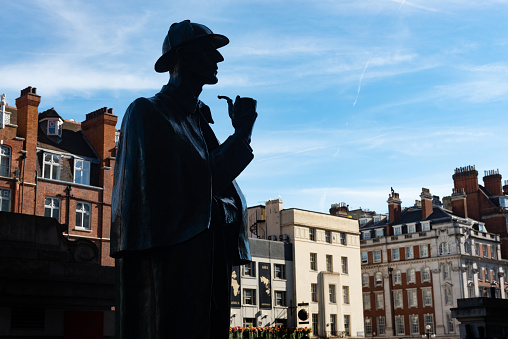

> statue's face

[{"left": 181, "top": 40, "right": 224, "bottom": 85}]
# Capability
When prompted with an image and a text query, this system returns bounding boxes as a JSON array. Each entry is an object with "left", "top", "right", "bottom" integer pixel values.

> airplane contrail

[{"left": 353, "top": 56, "right": 372, "bottom": 108}]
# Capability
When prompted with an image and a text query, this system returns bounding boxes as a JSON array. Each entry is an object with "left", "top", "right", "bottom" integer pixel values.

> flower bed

[{"left": 229, "top": 326, "right": 312, "bottom": 339}]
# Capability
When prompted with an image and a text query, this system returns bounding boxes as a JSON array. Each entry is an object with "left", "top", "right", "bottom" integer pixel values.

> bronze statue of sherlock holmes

[{"left": 110, "top": 20, "right": 257, "bottom": 339}]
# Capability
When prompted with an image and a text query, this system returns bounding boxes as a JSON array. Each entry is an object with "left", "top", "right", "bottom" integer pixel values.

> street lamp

[{"left": 422, "top": 324, "right": 436, "bottom": 338}]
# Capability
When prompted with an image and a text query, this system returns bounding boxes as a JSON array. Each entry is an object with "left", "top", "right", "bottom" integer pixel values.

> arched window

[
  {"left": 393, "top": 270, "right": 402, "bottom": 284},
  {"left": 375, "top": 272, "right": 383, "bottom": 286},
  {"left": 439, "top": 242, "right": 450, "bottom": 255},
  {"left": 407, "top": 268, "right": 416, "bottom": 283},
  {"left": 0, "top": 145, "right": 11, "bottom": 177},
  {"left": 422, "top": 267, "right": 431, "bottom": 282}
]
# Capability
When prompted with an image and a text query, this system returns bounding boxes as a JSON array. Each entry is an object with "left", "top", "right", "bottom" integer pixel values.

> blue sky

[{"left": 2, "top": 0, "right": 508, "bottom": 214}]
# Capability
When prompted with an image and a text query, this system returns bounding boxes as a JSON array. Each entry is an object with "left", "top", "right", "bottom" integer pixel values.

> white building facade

[{"left": 246, "top": 199, "right": 363, "bottom": 338}]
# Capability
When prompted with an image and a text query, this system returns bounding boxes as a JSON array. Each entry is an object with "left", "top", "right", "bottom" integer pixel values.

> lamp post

[{"left": 422, "top": 324, "right": 436, "bottom": 338}]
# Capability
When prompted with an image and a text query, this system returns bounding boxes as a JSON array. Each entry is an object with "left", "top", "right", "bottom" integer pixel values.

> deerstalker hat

[{"left": 154, "top": 20, "right": 229, "bottom": 73}]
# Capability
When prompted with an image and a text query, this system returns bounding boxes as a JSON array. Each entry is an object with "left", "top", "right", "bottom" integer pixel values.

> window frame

[
  {"left": 310, "top": 253, "right": 317, "bottom": 271},
  {"left": 410, "top": 314, "right": 419, "bottom": 334},
  {"left": 75, "top": 201, "right": 91, "bottom": 230},
  {"left": 42, "top": 152, "right": 61, "bottom": 180},
  {"left": 275, "top": 290, "right": 286, "bottom": 306},
  {"left": 361, "top": 252, "right": 368, "bottom": 264},
  {"left": 393, "top": 270, "right": 402, "bottom": 285},
  {"left": 406, "top": 246, "right": 414, "bottom": 259},
  {"left": 362, "top": 273, "right": 370, "bottom": 287},
  {"left": 274, "top": 264, "right": 286, "bottom": 279},
  {"left": 341, "top": 256, "right": 348, "bottom": 274},
  {"left": 422, "top": 288, "right": 433, "bottom": 306},
  {"left": 363, "top": 292, "right": 371, "bottom": 310},
  {"left": 342, "top": 286, "right": 349, "bottom": 304},
  {"left": 392, "top": 248, "right": 400, "bottom": 261},
  {"left": 422, "top": 267, "right": 431, "bottom": 282},
  {"left": 340, "top": 233, "right": 347, "bottom": 245},
  {"left": 243, "top": 289, "right": 256, "bottom": 305},
  {"left": 0, "top": 188, "right": 11, "bottom": 212},
  {"left": 309, "top": 228, "right": 316, "bottom": 241},
  {"left": 325, "top": 230, "right": 331, "bottom": 243},
  {"left": 73, "top": 158, "right": 91, "bottom": 185},
  {"left": 394, "top": 290, "right": 403, "bottom": 308},
  {"left": 375, "top": 272, "right": 383, "bottom": 286},
  {"left": 329, "top": 284, "right": 336, "bottom": 303},
  {"left": 407, "top": 268, "right": 416, "bottom": 283},
  {"left": 395, "top": 315, "right": 405, "bottom": 335},
  {"left": 375, "top": 292, "right": 384, "bottom": 309},
  {"left": 373, "top": 250, "right": 381, "bottom": 263},
  {"left": 44, "top": 197, "right": 60, "bottom": 222},
  {"left": 408, "top": 289, "right": 418, "bottom": 308},
  {"left": 420, "top": 244, "right": 429, "bottom": 258},
  {"left": 242, "top": 261, "right": 256, "bottom": 277},
  {"left": 393, "top": 226, "right": 402, "bottom": 235},
  {"left": 326, "top": 255, "right": 333, "bottom": 273},
  {"left": 311, "top": 283, "right": 318, "bottom": 302},
  {"left": 0, "top": 145, "right": 11, "bottom": 177}
]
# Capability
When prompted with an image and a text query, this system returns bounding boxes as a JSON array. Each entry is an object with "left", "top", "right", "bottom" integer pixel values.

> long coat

[{"left": 110, "top": 85, "right": 252, "bottom": 265}]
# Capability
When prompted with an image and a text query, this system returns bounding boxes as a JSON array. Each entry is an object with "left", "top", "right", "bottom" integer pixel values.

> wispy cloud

[{"left": 353, "top": 56, "right": 371, "bottom": 107}]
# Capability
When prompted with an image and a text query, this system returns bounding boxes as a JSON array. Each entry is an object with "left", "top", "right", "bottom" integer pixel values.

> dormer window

[
  {"left": 363, "top": 231, "right": 371, "bottom": 240},
  {"left": 393, "top": 226, "right": 402, "bottom": 235},
  {"left": 47, "top": 119, "right": 63, "bottom": 136}
]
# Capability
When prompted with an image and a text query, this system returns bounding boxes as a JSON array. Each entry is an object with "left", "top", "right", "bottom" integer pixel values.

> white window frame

[
  {"left": 422, "top": 267, "right": 431, "bottom": 282},
  {"left": 483, "top": 244, "right": 489, "bottom": 258},
  {"left": 363, "top": 231, "right": 371, "bottom": 240},
  {"left": 325, "top": 230, "right": 331, "bottom": 243},
  {"left": 394, "top": 290, "right": 403, "bottom": 308},
  {"left": 408, "top": 289, "right": 418, "bottom": 307},
  {"left": 374, "top": 250, "right": 381, "bottom": 263},
  {"left": 375, "top": 292, "right": 384, "bottom": 309},
  {"left": 364, "top": 317, "right": 372, "bottom": 335},
  {"left": 394, "top": 270, "right": 402, "bottom": 285},
  {"left": 44, "top": 197, "right": 60, "bottom": 222},
  {"left": 424, "top": 314, "right": 434, "bottom": 333},
  {"left": 421, "top": 221, "right": 431, "bottom": 231},
  {"left": 340, "top": 233, "right": 347, "bottom": 245},
  {"left": 392, "top": 248, "right": 400, "bottom": 260},
  {"left": 361, "top": 252, "right": 368, "bottom": 264},
  {"left": 420, "top": 244, "right": 429, "bottom": 258},
  {"left": 475, "top": 243, "right": 480, "bottom": 256},
  {"left": 378, "top": 317, "right": 386, "bottom": 335},
  {"left": 443, "top": 264, "right": 451, "bottom": 280},
  {"left": 439, "top": 242, "right": 450, "bottom": 255},
  {"left": 395, "top": 315, "right": 405, "bottom": 335},
  {"left": 242, "top": 261, "right": 256, "bottom": 277},
  {"left": 75, "top": 202, "right": 91, "bottom": 230},
  {"left": 362, "top": 274, "right": 369, "bottom": 287},
  {"left": 375, "top": 272, "right": 383, "bottom": 286},
  {"left": 42, "top": 152, "right": 61, "bottom": 180},
  {"left": 363, "top": 292, "right": 371, "bottom": 310},
  {"left": 74, "top": 158, "right": 90, "bottom": 185},
  {"left": 407, "top": 223, "right": 416, "bottom": 233},
  {"left": 0, "top": 188, "right": 11, "bottom": 212},
  {"left": 408, "top": 314, "right": 418, "bottom": 334},
  {"left": 0, "top": 145, "right": 11, "bottom": 177},
  {"left": 407, "top": 268, "right": 416, "bottom": 283},
  {"left": 393, "top": 226, "right": 402, "bottom": 235},
  {"left": 243, "top": 289, "right": 256, "bottom": 305},
  {"left": 46, "top": 119, "right": 62, "bottom": 136},
  {"left": 423, "top": 288, "right": 433, "bottom": 306},
  {"left": 375, "top": 228, "right": 384, "bottom": 238},
  {"left": 406, "top": 246, "right": 414, "bottom": 259}
]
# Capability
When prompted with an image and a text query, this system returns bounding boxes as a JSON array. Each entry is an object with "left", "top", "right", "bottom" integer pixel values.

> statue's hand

[{"left": 219, "top": 95, "right": 257, "bottom": 144}]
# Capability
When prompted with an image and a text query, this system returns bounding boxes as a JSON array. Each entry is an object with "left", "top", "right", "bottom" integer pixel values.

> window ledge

[{"left": 73, "top": 227, "right": 92, "bottom": 232}]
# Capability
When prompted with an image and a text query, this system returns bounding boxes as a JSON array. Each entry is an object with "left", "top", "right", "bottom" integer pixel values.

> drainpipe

[
  {"left": 33, "top": 171, "right": 38, "bottom": 215},
  {"left": 65, "top": 185, "right": 72, "bottom": 239},
  {"left": 20, "top": 151, "right": 27, "bottom": 213},
  {"left": 388, "top": 267, "right": 396, "bottom": 336}
]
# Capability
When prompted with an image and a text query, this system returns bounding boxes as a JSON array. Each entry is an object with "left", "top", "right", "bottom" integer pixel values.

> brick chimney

[
  {"left": 81, "top": 107, "right": 118, "bottom": 180},
  {"left": 453, "top": 165, "right": 481, "bottom": 220},
  {"left": 503, "top": 180, "right": 508, "bottom": 195},
  {"left": 453, "top": 165, "right": 479, "bottom": 194},
  {"left": 451, "top": 188, "right": 468, "bottom": 218},
  {"left": 15, "top": 86, "right": 41, "bottom": 182},
  {"left": 421, "top": 188, "right": 433, "bottom": 219},
  {"left": 387, "top": 191, "right": 402, "bottom": 224},
  {"left": 330, "top": 202, "right": 349, "bottom": 216},
  {"left": 483, "top": 169, "right": 502, "bottom": 196}
]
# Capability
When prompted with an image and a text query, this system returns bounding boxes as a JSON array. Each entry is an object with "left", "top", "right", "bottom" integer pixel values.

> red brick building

[
  {"left": 0, "top": 87, "right": 117, "bottom": 266},
  {"left": 449, "top": 165, "right": 508, "bottom": 259},
  {"left": 341, "top": 186, "right": 507, "bottom": 338}
]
